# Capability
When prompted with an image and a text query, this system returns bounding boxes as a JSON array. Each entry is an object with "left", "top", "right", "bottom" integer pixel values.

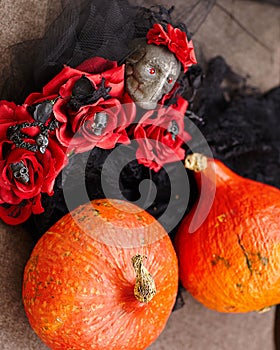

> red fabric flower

[
  {"left": 0, "top": 100, "right": 67, "bottom": 202},
  {"left": 25, "top": 58, "right": 135, "bottom": 153},
  {"left": 54, "top": 92, "right": 136, "bottom": 153},
  {"left": 134, "top": 96, "right": 191, "bottom": 172},
  {"left": 76, "top": 57, "right": 118, "bottom": 74},
  {"left": 0, "top": 100, "right": 67, "bottom": 225},
  {"left": 25, "top": 58, "right": 124, "bottom": 102},
  {"left": 0, "top": 195, "right": 44, "bottom": 225},
  {"left": 147, "top": 23, "right": 197, "bottom": 73},
  {"left": 0, "top": 101, "right": 33, "bottom": 141},
  {"left": 0, "top": 141, "right": 66, "bottom": 205}
]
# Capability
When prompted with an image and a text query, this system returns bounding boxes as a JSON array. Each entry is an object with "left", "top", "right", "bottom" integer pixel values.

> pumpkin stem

[
  {"left": 257, "top": 306, "right": 272, "bottom": 313},
  {"left": 132, "top": 254, "right": 156, "bottom": 303},
  {"left": 185, "top": 153, "right": 208, "bottom": 172}
]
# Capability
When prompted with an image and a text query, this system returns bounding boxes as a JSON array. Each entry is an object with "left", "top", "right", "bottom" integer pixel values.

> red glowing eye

[
  {"left": 149, "top": 68, "right": 156, "bottom": 75},
  {"left": 167, "top": 77, "right": 173, "bottom": 84}
]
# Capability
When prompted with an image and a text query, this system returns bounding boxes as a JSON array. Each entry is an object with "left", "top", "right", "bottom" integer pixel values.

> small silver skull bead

[
  {"left": 168, "top": 120, "right": 179, "bottom": 141},
  {"left": 36, "top": 133, "right": 49, "bottom": 154},
  {"left": 91, "top": 112, "right": 108, "bottom": 136},
  {"left": 10, "top": 161, "right": 30, "bottom": 184}
]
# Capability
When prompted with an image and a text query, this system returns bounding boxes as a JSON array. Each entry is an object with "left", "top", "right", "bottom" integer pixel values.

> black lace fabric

[{"left": 194, "top": 56, "right": 280, "bottom": 188}]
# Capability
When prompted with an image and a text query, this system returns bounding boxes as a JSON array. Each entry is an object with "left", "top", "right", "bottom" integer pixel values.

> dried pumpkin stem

[
  {"left": 185, "top": 153, "right": 208, "bottom": 172},
  {"left": 132, "top": 254, "right": 156, "bottom": 303},
  {"left": 257, "top": 306, "right": 272, "bottom": 313}
]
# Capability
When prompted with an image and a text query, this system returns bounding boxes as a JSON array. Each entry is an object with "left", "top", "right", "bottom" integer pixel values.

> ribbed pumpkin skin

[
  {"left": 22, "top": 199, "right": 178, "bottom": 349},
  {"left": 175, "top": 159, "right": 280, "bottom": 313}
]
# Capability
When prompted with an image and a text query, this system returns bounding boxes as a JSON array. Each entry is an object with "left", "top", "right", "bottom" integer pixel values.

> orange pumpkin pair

[{"left": 22, "top": 155, "right": 280, "bottom": 350}]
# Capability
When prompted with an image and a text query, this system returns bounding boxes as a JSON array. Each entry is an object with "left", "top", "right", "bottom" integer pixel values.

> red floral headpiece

[{"left": 146, "top": 23, "right": 197, "bottom": 73}]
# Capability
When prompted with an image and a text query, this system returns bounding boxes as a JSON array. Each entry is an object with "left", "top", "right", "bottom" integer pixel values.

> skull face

[
  {"left": 10, "top": 161, "right": 30, "bottom": 184},
  {"left": 125, "top": 43, "right": 181, "bottom": 110},
  {"left": 91, "top": 112, "right": 108, "bottom": 136},
  {"left": 36, "top": 133, "right": 49, "bottom": 154}
]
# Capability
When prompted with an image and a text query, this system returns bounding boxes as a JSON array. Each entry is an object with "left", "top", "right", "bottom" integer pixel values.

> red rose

[
  {"left": 134, "top": 97, "right": 191, "bottom": 172},
  {"left": 0, "top": 100, "right": 67, "bottom": 224},
  {"left": 147, "top": 23, "right": 197, "bottom": 73},
  {"left": 76, "top": 57, "right": 119, "bottom": 74},
  {"left": 0, "top": 194, "right": 44, "bottom": 225},
  {"left": 25, "top": 58, "right": 124, "bottom": 103},
  {"left": 0, "top": 139, "right": 66, "bottom": 206},
  {"left": 0, "top": 101, "right": 33, "bottom": 142},
  {"left": 58, "top": 93, "right": 136, "bottom": 153},
  {"left": 0, "top": 101, "right": 67, "bottom": 203},
  {"left": 25, "top": 58, "right": 135, "bottom": 153}
]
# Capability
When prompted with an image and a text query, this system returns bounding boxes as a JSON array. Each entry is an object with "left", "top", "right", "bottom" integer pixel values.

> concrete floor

[
  {"left": 148, "top": 292, "right": 275, "bottom": 349},
  {"left": 0, "top": 1, "right": 279, "bottom": 349}
]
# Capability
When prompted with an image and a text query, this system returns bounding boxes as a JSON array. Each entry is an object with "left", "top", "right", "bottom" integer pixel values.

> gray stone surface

[
  {"left": 0, "top": 223, "right": 48, "bottom": 349},
  {"left": 148, "top": 292, "right": 275, "bottom": 350}
]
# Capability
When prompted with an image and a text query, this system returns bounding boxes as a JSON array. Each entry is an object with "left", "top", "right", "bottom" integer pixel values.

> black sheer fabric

[
  {"left": 194, "top": 56, "right": 280, "bottom": 188},
  {"left": 1, "top": 0, "right": 279, "bottom": 318},
  {"left": 1, "top": 0, "right": 192, "bottom": 104}
]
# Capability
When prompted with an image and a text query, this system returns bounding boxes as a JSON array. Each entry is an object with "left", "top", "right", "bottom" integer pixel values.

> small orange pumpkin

[
  {"left": 22, "top": 199, "right": 178, "bottom": 349},
  {"left": 175, "top": 155, "right": 280, "bottom": 313}
]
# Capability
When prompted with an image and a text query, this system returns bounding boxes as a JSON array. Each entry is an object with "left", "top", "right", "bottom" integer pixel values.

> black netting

[
  {"left": 1, "top": 0, "right": 196, "bottom": 103},
  {"left": 194, "top": 56, "right": 280, "bottom": 188}
]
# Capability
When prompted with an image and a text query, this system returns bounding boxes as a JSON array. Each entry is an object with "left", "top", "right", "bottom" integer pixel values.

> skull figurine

[
  {"left": 91, "top": 112, "right": 108, "bottom": 136},
  {"left": 125, "top": 41, "right": 181, "bottom": 110},
  {"left": 10, "top": 161, "right": 30, "bottom": 184},
  {"left": 36, "top": 133, "right": 49, "bottom": 154}
]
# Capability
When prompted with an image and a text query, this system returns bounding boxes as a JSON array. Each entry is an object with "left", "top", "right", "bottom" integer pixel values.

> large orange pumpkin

[
  {"left": 175, "top": 155, "right": 280, "bottom": 313},
  {"left": 22, "top": 199, "right": 178, "bottom": 349}
]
